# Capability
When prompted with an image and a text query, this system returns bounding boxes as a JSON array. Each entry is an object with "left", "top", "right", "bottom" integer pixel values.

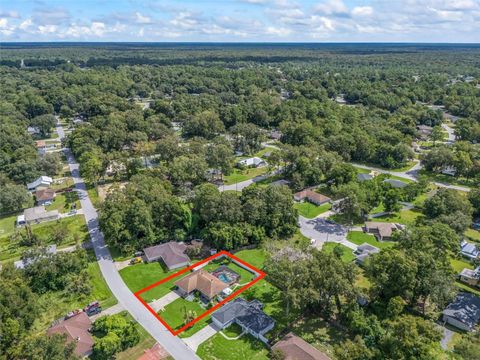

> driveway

[
  {"left": 441, "top": 123, "right": 456, "bottom": 143},
  {"left": 89, "top": 302, "right": 125, "bottom": 322},
  {"left": 149, "top": 291, "right": 181, "bottom": 312},
  {"left": 298, "top": 216, "right": 358, "bottom": 250},
  {"left": 56, "top": 120, "right": 200, "bottom": 360},
  {"left": 183, "top": 323, "right": 220, "bottom": 351}
]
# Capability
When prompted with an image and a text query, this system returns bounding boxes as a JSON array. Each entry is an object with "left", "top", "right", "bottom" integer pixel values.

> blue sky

[{"left": 1, "top": 0, "right": 479, "bottom": 42}]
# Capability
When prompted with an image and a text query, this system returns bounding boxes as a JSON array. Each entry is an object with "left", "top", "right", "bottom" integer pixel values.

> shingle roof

[
  {"left": 294, "top": 189, "right": 331, "bottom": 204},
  {"left": 35, "top": 188, "right": 55, "bottom": 201},
  {"left": 443, "top": 292, "right": 480, "bottom": 329},
  {"left": 273, "top": 333, "right": 331, "bottom": 360},
  {"left": 175, "top": 269, "right": 228, "bottom": 299},
  {"left": 47, "top": 312, "right": 93, "bottom": 357},
  {"left": 212, "top": 298, "right": 274, "bottom": 334},
  {"left": 24, "top": 206, "right": 59, "bottom": 222},
  {"left": 144, "top": 242, "right": 189, "bottom": 267},
  {"left": 365, "top": 222, "right": 400, "bottom": 238}
]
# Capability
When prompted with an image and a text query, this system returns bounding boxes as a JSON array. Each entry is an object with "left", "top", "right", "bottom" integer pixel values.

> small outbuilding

[
  {"left": 442, "top": 292, "right": 480, "bottom": 331},
  {"left": 354, "top": 243, "right": 380, "bottom": 265}
]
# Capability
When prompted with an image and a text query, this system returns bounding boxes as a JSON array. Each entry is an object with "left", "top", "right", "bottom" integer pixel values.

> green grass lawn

[
  {"left": 294, "top": 202, "right": 331, "bottom": 218},
  {"left": 233, "top": 249, "right": 267, "bottom": 270},
  {"left": 159, "top": 297, "right": 210, "bottom": 338},
  {"left": 418, "top": 170, "right": 474, "bottom": 189},
  {"left": 456, "top": 282, "right": 480, "bottom": 296},
  {"left": 50, "top": 177, "right": 74, "bottom": 191},
  {"left": 355, "top": 270, "right": 372, "bottom": 290},
  {"left": 347, "top": 231, "right": 395, "bottom": 250},
  {"left": 321, "top": 243, "right": 355, "bottom": 263},
  {"left": 0, "top": 215, "right": 88, "bottom": 261},
  {"left": 86, "top": 185, "right": 102, "bottom": 208},
  {"left": 450, "top": 258, "right": 473, "bottom": 273},
  {"left": 119, "top": 262, "right": 180, "bottom": 302},
  {"left": 372, "top": 209, "right": 423, "bottom": 226},
  {"left": 86, "top": 252, "right": 117, "bottom": 309},
  {"left": 197, "top": 324, "right": 269, "bottom": 360},
  {"left": 0, "top": 213, "right": 19, "bottom": 238},
  {"left": 45, "top": 191, "right": 81, "bottom": 212},
  {"left": 223, "top": 167, "right": 269, "bottom": 185},
  {"left": 465, "top": 228, "right": 480, "bottom": 243}
]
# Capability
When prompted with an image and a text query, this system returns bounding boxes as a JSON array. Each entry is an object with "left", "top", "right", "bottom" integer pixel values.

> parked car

[
  {"left": 130, "top": 257, "right": 142, "bottom": 265},
  {"left": 85, "top": 306, "right": 102, "bottom": 316}
]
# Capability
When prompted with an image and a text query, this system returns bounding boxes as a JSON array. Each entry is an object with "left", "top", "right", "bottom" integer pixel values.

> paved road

[{"left": 56, "top": 122, "right": 199, "bottom": 360}]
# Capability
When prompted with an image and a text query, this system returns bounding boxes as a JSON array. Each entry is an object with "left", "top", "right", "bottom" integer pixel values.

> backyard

[
  {"left": 294, "top": 202, "right": 332, "bottom": 219},
  {"left": 321, "top": 243, "right": 356, "bottom": 263},
  {"left": 197, "top": 324, "right": 269, "bottom": 360},
  {"left": 45, "top": 190, "right": 81, "bottom": 212},
  {"left": 223, "top": 167, "right": 269, "bottom": 185},
  {"left": 347, "top": 231, "right": 396, "bottom": 250}
]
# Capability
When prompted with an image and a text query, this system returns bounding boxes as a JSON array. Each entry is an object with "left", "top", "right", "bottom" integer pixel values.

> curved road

[{"left": 56, "top": 122, "right": 199, "bottom": 360}]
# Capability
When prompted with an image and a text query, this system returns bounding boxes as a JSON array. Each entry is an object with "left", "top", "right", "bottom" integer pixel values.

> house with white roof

[
  {"left": 460, "top": 240, "right": 480, "bottom": 260},
  {"left": 237, "top": 157, "right": 267, "bottom": 168},
  {"left": 27, "top": 176, "right": 53, "bottom": 191}
]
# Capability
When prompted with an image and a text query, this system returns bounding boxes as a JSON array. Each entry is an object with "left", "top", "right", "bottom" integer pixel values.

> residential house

[
  {"left": 47, "top": 312, "right": 93, "bottom": 358},
  {"left": 364, "top": 222, "right": 403, "bottom": 241},
  {"left": 35, "top": 187, "right": 56, "bottom": 205},
  {"left": 460, "top": 240, "right": 480, "bottom": 260},
  {"left": 294, "top": 189, "right": 331, "bottom": 206},
  {"left": 354, "top": 243, "right": 380, "bottom": 265},
  {"left": 441, "top": 166, "right": 457, "bottom": 177},
  {"left": 14, "top": 244, "right": 57, "bottom": 269},
  {"left": 211, "top": 298, "right": 275, "bottom": 343},
  {"left": 27, "top": 176, "right": 53, "bottom": 191},
  {"left": 270, "top": 179, "right": 291, "bottom": 187},
  {"left": 272, "top": 333, "right": 331, "bottom": 360},
  {"left": 143, "top": 242, "right": 190, "bottom": 270},
  {"left": 442, "top": 292, "right": 480, "bottom": 331},
  {"left": 137, "top": 343, "right": 170, "bottom": 360},
  {"left": 383, "top": 179, "right": 408, "bottom": 188},
  {"left": 36, "top": 140, "right": 47, "bottom": 155},
  {"left": 237, "top": 157, "right": 267, "bottom": 168},
  {"left": 175, "top": 269, "right": 228, "bottom": 301},
  {"left": 27, "top": 126, "right": 40, "bottom": 135},
  {"left": 269, "top": 130, "right": 282, "bottom": 141},
  {"left": 459, "top": 266, "right": 480, "bottom": 287},
  {"left": 416, "top": 125, "right": 433, "bottom": 140},
  {"left": 357, "top": 173, "right": 373, "bottom": 182},
  {"left": 21, "top": 206, "right": 59, "bottom": 225}
]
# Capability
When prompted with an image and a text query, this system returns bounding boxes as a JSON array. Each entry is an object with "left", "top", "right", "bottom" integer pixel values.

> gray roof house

[
  {"left": 460, "top": 241, "right": 480, "bottom": 260},
  {"left": 354, "top": 243, "right": 380, "bottom": 265},
  {"left": 143, "top": 242, "right": 190, "bottom": 269},
  {"left": 442, "top": 292, "right": 480, "bottom": 331},
  {"left": 211, "top": 298, "right": 275, "bottom": 343},
  {"left": 357, "top": 173, "right": 373, "bottom": 182},
  {"left": 22, "top": 206, "right": 59, "bottom": 225}
]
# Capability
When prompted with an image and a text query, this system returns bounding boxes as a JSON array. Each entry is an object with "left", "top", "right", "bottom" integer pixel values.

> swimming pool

[{"left": 218, "top": 273, "right": 231, "bottom": 283}]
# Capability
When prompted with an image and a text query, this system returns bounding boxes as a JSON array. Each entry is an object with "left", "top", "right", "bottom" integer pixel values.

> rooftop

[
  {"left": 443, "top": 292, "right": 480, "bottom": 329},
  {"left": 273, "top": 333, "right": 331, "bottom": 360},
  {"left": 175, "top": 269, "right": 228, "bottom": 299},
  {"left": 47, "top": 312, "right": 93, "bottom": 357},
  {"left": 144, "top": 242, "right": 189, "bottom": 268},
  {"left": 24, "top": 206, "right": 59, "bottom": 222}
]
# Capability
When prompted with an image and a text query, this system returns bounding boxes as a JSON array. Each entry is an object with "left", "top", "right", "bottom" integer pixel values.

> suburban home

[
  {"left": 270, "top": 179, "right": 291, "bottom": 187},
  {"left": 20, "top": 206, "right": 59, "bottom": 225},
  {"left": 357, "top": 173, "right": 373, "bottom": 182},
  {"left": 47, "top": 312, "right": 93, "bottom": 357},
  {"left": 175, "top": 269, "right": 228, "bottom": 301},
  {"left": 36, "top": 140, "right": 47, "bottom": 155},
  {"left": 137, "top": 343, "right": 170, "bottom": 360},
  {"left": 14, "top": 244, "right": 57, "bottom": 269},
  {"left": 27, "top": 126, "right": 40, "bottom": 135},
  {"left": 27, "top": 176, "right": 53, "bottom": 191},
  {"left": 272, "top": 332, "right": 331, "bottom": 360},
  {"left": 35, "top": 187, "right": 56, "bottom": 205},
  {"left": 459, "top": 266, "right": 480, "bottom": 287},
  {"left": 211, "top": 298, "right": 275, "bottom": 343},
  {"left": 269, "top": 129, "right": 282, "bottom": 140},
  {"left": 416, "top": 124, "right": 432, "bottom": 140},
  {"left": 460, "top": 240, "right": 480, "bottom": 260},
  {"left": 143, "top": 242, "right": 190, "bottom": 270},
  {"left": 383, "top": 179, "right": 408, "bottom": 188},
  {"left": 441, "top": 166, "right": 457, "bottom": 176},
  {"left": 364, "top": 222, "right": 403, "bottom": 241},
  {"left": 442, "top": 292, "right": 480, "bottom": 331},
  {"left": 237, "top": 157, "right": 267, "bottom": 168},
  {"left": 294, "top": 189, "right": 331, "bottom": 206},
  {"left": 354, "top": 243, "right": 380, "bottom": 265}
]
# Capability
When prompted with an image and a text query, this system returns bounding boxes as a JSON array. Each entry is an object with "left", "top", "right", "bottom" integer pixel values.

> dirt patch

[{"left": 98, "top": 181, "right": 128, "bottom": 202}]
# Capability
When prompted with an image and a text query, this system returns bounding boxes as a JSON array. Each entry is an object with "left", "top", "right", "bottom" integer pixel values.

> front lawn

[
  {"left": 119, "top": 262, "right": 180, "bottom": 301},
  {"left": 223, "top": 167, "right": 269, "bottom": 185},
  {"left": 0, "top": 213, "right": 19, "bottom": 238},
  {"left": 159, "top": 297, "right": 210, "bottom": 338},
  {"left": 321, "top": 243, "right": 355, "bottom": 263},
  {"left": 45, "top": 191, "right": 81, "bottom": 212},
  {"left": 347, "top": 231, "right": 395, "bottom": 250},
  {"left": 465, "top": 228, "right": 480, "bottom": 243},
  {"left": 450, "top": 258, "right": 473, "bottom": 273},
  {"left": 197, "top": 324, "right": 269, "bottom": 360},
  {"left": 233, "top": 249, "right": 267, "bottom": 270},
  {"left": 372, "top": 209, "right": 423, "bottom": 226},
  {"left": 294, "top": 202, "right": 332, "bottom": 218}
]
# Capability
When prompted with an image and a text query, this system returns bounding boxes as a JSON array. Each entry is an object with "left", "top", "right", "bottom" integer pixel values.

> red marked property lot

[{"left": 134, "top": 250, "right": 265, "bottom": 336}]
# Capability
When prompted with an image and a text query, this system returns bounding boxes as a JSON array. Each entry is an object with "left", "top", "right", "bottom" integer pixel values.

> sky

[{"left": 0, "top": 0, "right": 479, "bottom": 43}]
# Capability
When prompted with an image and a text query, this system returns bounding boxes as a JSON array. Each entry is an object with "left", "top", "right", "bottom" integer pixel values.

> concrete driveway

[
  {"left": 299, "top": 216, "right": 358, "bottom": 250},
  {"left": 149, "top": 291, "right": 181, "bottom": 312},
  {"left": 183, "top": 323, "right": 220, "bottom": 351}
]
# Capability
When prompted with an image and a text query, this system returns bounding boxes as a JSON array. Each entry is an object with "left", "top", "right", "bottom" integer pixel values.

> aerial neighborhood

[{"left": 1, "top": 38, "right": 480, "bottom": 360}]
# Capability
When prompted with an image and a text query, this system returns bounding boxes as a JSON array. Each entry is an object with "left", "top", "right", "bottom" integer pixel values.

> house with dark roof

[
  {"left": 47, "top": 312, "right": 93, "bottom": 357},
  {"left": 354, "top": 243, "right": 380, "bottom": 265},
  {"left": 442, "top": 292, "right": 480, "bottom": 331},
  {"left": 35, "top": 187, "right": 56, "bottom": 205},
  {"left": 272, "top": 333, "right": 331, "bottom": 360},
  {"left": 364, "top": 222, "right": 403, "bottom": 241},
  {"left": 294, "top": 189, "right": 331, "bottom": 206},
  {"left": 175, "top": 269, "right": 228, "bottom": 301},
  {"left": 211, "top": 298, "right": 275, "bottom": 343},
  {"left": 143, "top": 242, "right": 190, "bottom": 269}
]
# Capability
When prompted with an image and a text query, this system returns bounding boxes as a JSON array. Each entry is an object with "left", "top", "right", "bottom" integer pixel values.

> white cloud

[
  {"left": 265, "top": 26, "right": 292, "bottom": 36},
  {"left": 19, "top": 18, "right": 33, "bottom": 30},
  {"left": 351, "top": 6, "right": 373, "bottom": 17},
  {"left": 313, "top": 0, "right": 348, "bottom": 15},
  {"left": 38, "top": 25, "right": 58, "bottom": 34},
  {"left": 0, "top": 18, "right": 8, "bottom": 28},
  {"left": 135, "top": 12, "right": 152, "bottom": 24}
]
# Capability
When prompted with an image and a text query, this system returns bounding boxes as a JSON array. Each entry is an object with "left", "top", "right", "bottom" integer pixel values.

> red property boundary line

[{"left": 133, "top": 250, "right": 266, "bottom": 336}]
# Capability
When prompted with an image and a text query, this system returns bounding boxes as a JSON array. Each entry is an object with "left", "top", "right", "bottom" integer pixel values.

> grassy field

[
  {"left": 294, "top": 202, "right": 332, "bottom": 218},
  {"left": 321, "top": 243, "right": 355, "bottom": 263},
  {"left": 347, "top": 231, "right": 395, "bottom": 250},
  {"left": 159, "top": 297, "right": 210, "bottom": 338},
  {"left": 465, "top": 228, "right": 480, "bottom": 243},
  {"left": 233, "top": 249, "right": 267, "bottom": 270},
  {"left": 0, "top": 215, "right": 88, "bottom": 261},
  {"left": 0, "top": 213, "right": 19, "bottom": 238},
  {"left": 372, "top": 209, "right": 423, "bottom": 226},
  {"left": 45, "top": 191, "right": 81, "bottom": 212},
  {"left": 197, "top": 324, "right": 269, "bottom": 360},
  {"left": 419, "top": 170, "right": 474, "bottom": 189},
  {"left": 120, "top": 262, "right": 180, "bottom": 302},
  {"left": 223, "top": 167, "right": 269, "bottom": 185},
  {"left": 450, "top": 258, "right": 473, "bottom": 273}
]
